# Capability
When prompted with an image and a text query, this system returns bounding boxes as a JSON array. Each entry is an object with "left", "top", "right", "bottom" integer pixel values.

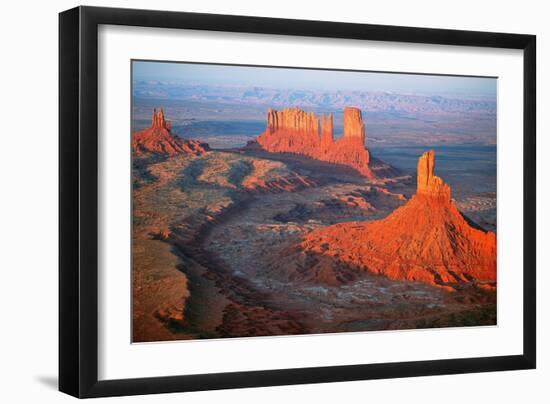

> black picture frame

[{"left": 59, "top": 5, "right": 536, "bottom": 398}]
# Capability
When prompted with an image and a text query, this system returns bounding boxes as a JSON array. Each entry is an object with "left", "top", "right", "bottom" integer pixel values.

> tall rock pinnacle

[
  {"left": 342, "top": 107, "right": 366, "bottom": 144},
  {"left": 416, "top": 150, "right": 451, "bottom": 200},
  {"left": 151, "top": 108, "right": 170, "bottom": 130}
]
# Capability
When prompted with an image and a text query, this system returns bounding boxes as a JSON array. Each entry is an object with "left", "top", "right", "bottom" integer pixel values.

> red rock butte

[
  {"left": 298, "top": 150, "right": 497, "bottom": 290},
  {"left": 256, "top": 107, "right": 374, "bottom": 178},
  {"left": 132, "top": 109, "right": 209, "bottom": 156}
]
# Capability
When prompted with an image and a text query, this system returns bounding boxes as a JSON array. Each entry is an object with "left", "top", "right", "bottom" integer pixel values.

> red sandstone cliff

[
  {"left": 295, "top": 151, "right": 496, "bottom": 289},
  {"left": 132, "top": 109, "right": 209, "bottom": 156},
  {"left": 343, "top": 107, "right": 366, "bottom": 142},
  {"left": 256, "top": 107, "right": 374, "bottom": 178}
]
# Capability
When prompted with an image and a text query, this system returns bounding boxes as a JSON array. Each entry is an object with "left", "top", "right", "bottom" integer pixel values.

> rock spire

[
  {"left": 151, "top": 108, "right": 171, "bottom": 130},
  {"left": 342, "top": 107, "right": 366, "bottom": 143},
  {"left": 416, "top": 150, "right": 452, "bottom": 200}
]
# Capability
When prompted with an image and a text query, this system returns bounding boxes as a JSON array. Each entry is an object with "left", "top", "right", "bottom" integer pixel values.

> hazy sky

[{"left": 133, "top": 60, "right": 496, "bottom": 98}]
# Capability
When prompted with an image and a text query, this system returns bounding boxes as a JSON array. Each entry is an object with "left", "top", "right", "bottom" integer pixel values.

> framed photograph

[{"left": 59, "top": 6, "right": 536, "bottom": 398}]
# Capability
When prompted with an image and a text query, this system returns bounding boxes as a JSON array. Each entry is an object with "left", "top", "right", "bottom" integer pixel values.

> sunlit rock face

[
  {"left": 295, "top": 151, "right": 496, "bottom": 289},
  {"left": 416, "top": 150, "right": 451, "bottom": 201},
  {"left": 257, "top": 106, "right": 373, "bottom": 178},
  {"left": 132, "top": 109, "right": 210, "bottom": 156},
  {"left": 342, "top": 107, "right": 366, "bottom": 143}
]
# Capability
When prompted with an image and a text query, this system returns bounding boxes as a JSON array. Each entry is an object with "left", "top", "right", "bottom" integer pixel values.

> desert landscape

[{"left": 131, "top": 63, "right": 497, "bottom": 342}]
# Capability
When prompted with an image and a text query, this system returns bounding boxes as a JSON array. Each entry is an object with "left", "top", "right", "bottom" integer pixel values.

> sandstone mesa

[
  {"left": 256, "top": 107, "right": 375, "bottom": 178},
  {"left": 132, "top": 109, "right": 210, "bottom": 156},
  {"left": 297, "top": 150, "right": 497, "bottom": 290}
]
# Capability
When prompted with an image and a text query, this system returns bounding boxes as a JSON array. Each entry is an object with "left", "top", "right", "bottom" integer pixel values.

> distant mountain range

[{"left": 132, "top": 81, "right": 496, "bottom": 116}]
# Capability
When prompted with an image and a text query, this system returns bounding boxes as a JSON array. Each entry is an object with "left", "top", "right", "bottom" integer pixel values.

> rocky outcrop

[
  {"left": 132, "top": 109, "right": 210, "bottom": 156},
  {"left": 416, "top": 150, "right": 451, "bottom": 200},
  {"left": 267, "top": 107, "right": 320, "bottom": 134},
  {"left": 151, "top": 108, "right": 171, "bottom": 130},
  {"left": 320, "top": 113, "right": 334, "bottom": 151},
  {"left": 343, "top": 107, "right": 365, "bottom": 142},
  {"left": 292, "top": 150, "right": 496, "bottom": 290},
  {"left": 256, "top": 107, "right": 374, "bottom": 178}
]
